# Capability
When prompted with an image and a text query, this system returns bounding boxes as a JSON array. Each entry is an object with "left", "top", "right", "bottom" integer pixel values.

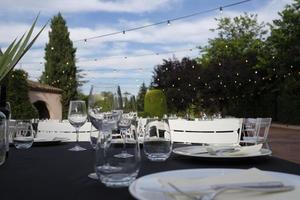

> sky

[{"left": 0, "top": 0, "right": 293, "bottom": 95}]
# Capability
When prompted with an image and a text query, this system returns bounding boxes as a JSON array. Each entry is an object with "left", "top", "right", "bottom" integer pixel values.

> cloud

[
  {"left": 1, "top": 0, "right": 294, "bottom": 95},
  {"left": 0, "top": 0, "right": 173, "bottom": 14}
]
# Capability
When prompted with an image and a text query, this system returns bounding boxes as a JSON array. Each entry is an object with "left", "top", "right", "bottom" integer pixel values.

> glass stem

[
  {"left": 121, "top": 129, "right": 126, "bottom": 150},
  {"left": 76, "top": 128, "right": 79, "bottom": 145}
]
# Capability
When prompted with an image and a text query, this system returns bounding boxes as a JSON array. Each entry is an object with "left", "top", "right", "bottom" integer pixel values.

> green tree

[
  {"left": 136, "top": 82, "right": 147, "bottom": 112},
  {"left": 7, "top": 70, "right": 38, "bottom": 119},
  {"left": 151, "top": 57, "right": 201, "bottom": 113},
  {"left": 262, "top": 0, "right": 300, "bottom": 123},
  {"left": 40, "top": 13, "right": 78, "bottom": 119},
  {"left": 197, "top": 13, "right": 268, "bottom": 117},
  {"left": 117, "top": 85, "right": 123, "bottom": 109}
]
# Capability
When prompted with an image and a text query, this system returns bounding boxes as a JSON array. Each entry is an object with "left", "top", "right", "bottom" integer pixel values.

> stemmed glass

[
  {"left": 68, "top": 100, "right": 87, "bottom": 151},
  {"left": 88, "top": 84, "right": 121, "bottom": 179}
]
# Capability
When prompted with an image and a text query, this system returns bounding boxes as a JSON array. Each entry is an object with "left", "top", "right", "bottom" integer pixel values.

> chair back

[
  {"left": 256, "top": 118, "right": 272, "bottom": 142},
  {"left": 36, "top": 121, "right": 94, "bottom": 141},
  {"left": 169, "top": 118, "right": 243, "bottom": 145}
]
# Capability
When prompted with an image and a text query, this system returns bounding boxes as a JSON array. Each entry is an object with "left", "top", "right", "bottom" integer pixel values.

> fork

[{"left": 167, "top": 182, "right": 294, "bottom": 200}]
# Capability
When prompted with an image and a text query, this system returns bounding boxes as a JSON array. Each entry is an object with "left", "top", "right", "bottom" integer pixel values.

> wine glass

[
  {"left": 68, "top": 100, "right": 87, "bottom": 151},
  {"left": 88, "top": 84, "right": 121, "bottom": 179}
]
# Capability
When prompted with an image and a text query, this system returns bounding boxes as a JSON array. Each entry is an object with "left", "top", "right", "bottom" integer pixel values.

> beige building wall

[{"left": 28, "top": 90, "right": 62, "bottom": 120}]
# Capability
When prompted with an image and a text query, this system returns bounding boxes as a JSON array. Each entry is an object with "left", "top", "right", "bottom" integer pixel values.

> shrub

[
  {"left": 144, "top": 89, "right": 167, "bottom": 118},
  {"left": 7, "top": 70, "right": 38, "bottom": 119}
]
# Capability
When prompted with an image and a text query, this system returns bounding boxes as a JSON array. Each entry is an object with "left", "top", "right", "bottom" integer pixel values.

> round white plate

[
  {"left": 172, "top": 146, "right": 272, "bottom": 158},
  {"left": 129, "top": 168, "right": 300, "bottom": 200}
]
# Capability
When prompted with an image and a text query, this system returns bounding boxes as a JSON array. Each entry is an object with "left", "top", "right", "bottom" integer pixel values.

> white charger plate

[
  {"left": 172, "top": 145, "right": 272, "bottom": 158},
  {"left": 129, "top": 168, "right": 300, "bottom": 200}
]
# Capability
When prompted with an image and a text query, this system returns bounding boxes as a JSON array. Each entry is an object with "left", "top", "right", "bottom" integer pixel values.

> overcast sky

[{"left": 0, "top": 0, "right": 293, "bottom": 95}]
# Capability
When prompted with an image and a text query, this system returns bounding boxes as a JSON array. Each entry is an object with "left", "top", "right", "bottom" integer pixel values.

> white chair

[
  {"left": 36, "top": 121, "right": 95, "bottom": 141},
  {"left": 241, "top": 118, "right": 272, "bottom": 149},
  {"left": 169, "top": 118, "right": 243, "bottom": 145}
]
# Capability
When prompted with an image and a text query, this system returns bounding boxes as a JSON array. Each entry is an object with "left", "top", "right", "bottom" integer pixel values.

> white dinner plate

[
  {"left": 129, "top": 168, "right": 300, "bottom": 200},
  {"left": 172, "top": 145, "right": 272, "bottom": 158}
]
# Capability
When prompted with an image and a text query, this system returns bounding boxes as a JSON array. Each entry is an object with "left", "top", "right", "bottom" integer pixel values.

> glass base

[
  {"left": 145, "top": 153, "right": 170, "bottom": 162},
  {"left": 114, "top": 151, "right": 134, "bottom": 158},
  {"left": 69, "top": 145, "right": 86, "bottom": 151},
  {"left": 88, "top": 173, "right": 98, "bottom": 180},
  {"left": 99, "top": 172, "right": 138, "bottom": 188}
]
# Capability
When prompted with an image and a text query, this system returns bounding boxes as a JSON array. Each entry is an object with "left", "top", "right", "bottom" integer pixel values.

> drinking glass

[
  {"left": 13, "top": 121, "right": 34, "bottom": 149},
  {"left": 88, "top": 84, "right": 122, "bottom": 179},
  {"left": 95, "top": 119, "right": 141, "bottom": 187},
  {"left": 68, "top": 100, "right": 87, "bottom": 151},
  {"left": 115, "top": 114, "right": 135, "bottom": 158},
  {"left": 144, "top": 118, "right": 172, "bottom": 161}
]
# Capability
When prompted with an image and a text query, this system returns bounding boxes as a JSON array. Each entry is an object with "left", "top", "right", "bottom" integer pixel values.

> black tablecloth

[{"left": 1, "top": 142, "right": 300, "bottom": 200}]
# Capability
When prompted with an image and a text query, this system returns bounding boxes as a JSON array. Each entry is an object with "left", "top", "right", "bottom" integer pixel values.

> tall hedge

[
  {"left": 7, "top": 70, "right": 38, "bottom": 119},
  {"left": 144, "top": 89, "right": 167, "bottom": 118}
]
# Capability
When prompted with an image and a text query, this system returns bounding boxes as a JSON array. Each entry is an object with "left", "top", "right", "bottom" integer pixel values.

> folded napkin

[
  {"left": 158, "top": 168, "right": 299, "bottom": 200},
  {"left": 206, "top": 144, "right": 263, "bottom": 156}
]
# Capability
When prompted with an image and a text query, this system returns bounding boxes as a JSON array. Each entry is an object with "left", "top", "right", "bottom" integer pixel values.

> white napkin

[
  {"left": 159, "top": 168, "right": 299, "bottom": 200},
  {"left": 206, "top": 144, "right": 263, "bottom": 156}
]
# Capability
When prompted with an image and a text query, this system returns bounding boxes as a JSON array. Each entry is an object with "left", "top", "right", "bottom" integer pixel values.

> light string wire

[{"left": 73, "top": 0, "right": 252, "bottom": 43}]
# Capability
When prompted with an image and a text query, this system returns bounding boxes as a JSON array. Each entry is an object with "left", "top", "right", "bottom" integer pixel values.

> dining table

[{"left": 0, "top": 142, "right": 299, "bottom": 200}]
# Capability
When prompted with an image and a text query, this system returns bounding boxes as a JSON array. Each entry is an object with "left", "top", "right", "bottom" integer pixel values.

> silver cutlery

[{"left": 167, "top": 182, "right": 294, "bottom": 200}]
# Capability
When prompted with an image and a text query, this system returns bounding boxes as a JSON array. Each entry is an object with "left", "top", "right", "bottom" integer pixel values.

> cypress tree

[
  {"left": 41, "top": 13, "right": 78, "bottom": 119},
  {"left": 137, "top": 82, "right": 147, "bottom": 112}
]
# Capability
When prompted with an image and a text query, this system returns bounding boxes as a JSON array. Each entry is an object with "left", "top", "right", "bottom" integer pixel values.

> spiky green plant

[{"left": 0, "top": 14, "right": 47, "bottom": 83}]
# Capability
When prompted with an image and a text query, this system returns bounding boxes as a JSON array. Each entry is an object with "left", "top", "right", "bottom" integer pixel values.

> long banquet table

[{"left": 1, "top": 142, "right": 300, "bottom": 200}]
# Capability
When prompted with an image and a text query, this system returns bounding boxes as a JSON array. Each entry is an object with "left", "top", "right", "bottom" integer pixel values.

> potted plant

[{"left": 0, "top": 14, "right": 47, "bottom": 117}]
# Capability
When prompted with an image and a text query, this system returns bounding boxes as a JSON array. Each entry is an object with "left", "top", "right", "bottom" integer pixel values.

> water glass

[
  {"left": 95, "top": 120, "right": 141, "bottom": 188},
  {"left": 13, "top": 121, "right": 34, "bottom": 149},
  {"left": 144, "top": 118, "right": 172, "bottom": 161}
]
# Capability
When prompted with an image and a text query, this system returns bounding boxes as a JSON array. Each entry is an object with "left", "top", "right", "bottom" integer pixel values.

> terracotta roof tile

[{"left": 27, "top": 80, "right": 63, "bottom": 94}]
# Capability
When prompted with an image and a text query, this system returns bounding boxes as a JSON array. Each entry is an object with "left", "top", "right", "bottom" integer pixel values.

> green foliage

[
  {"left": 41, "top": 13, "right": 79, "bottom": 119},
  {"left": 152, "top": 57, "right": 200, "bottom": 113},
  {"left": 123, "top": 94, "right": 137, "bottom": 112},
  {"left": 0, "top": 14, "right": 47, "bottom": 83},
  {"left": 117, "top": 85, "right": 123, "bottom": 109},
  {"left": 144, "top": 89, "right": 167, "bottom": 118},
  {"left": 7, "top": 70, "right": 38, "bottom": 119},
  {"left": 136, "top": 82, "right": 147, "bottom": 112},
  {"left": 151, "top": 2, "right": 300, "bottom": 124}
]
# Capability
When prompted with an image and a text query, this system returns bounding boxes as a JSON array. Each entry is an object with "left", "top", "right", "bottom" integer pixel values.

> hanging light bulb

[
  {"left": 219, "top": 6, "right": 223, "bottom": 14},
  {"left": 84, "top": 39, "right": 87, "bottom": 44},
  {"left": 167, "top": 20, "right": 171, "bottom": 26}
]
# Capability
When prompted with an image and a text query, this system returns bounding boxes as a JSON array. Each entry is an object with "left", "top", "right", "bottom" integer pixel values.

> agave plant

[{"left": 0, "top": 14, "right": 47, "bottom": 83}]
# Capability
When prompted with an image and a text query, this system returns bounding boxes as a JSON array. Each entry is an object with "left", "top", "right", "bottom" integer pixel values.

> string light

[
  {"left": 167, "top": 20, "right": 171, "bottom": 26},
  {"left": 73, "top": 0, "right": 252, "bottom": 43},
  {"left": 220, "top": 6, "right": 223, "bottom": 14},
  {"left": 51, "top": 47, "right": 54, "bottom": 50}
]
